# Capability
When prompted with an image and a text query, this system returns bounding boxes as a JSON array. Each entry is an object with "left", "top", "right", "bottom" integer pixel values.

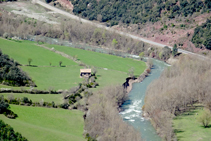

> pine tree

[{"left": 172, "top": 44, "right": 178, "bottom": 57}]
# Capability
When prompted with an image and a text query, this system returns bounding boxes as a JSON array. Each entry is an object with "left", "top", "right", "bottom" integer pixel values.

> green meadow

[
  {"left": 173, "top": 107, "right": 211, "bottom": 141},
  {"left": 0, "top": 105, "right": 85, "bottom": 141},
  {"left": 0, "top": 38, "right": 146, "bottom": 90},
  {"left": 0, "top": 38, "right": 76, "bottom": 66},
  {"left": 21, "top": 65, "right": 83, "bottom": 90},
  {"left": 46, "top": 44, "right": 146, "bottom": 76}
]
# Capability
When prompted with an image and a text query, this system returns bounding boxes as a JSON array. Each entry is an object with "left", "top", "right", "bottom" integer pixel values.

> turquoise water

[{"left": 120, "top": 59, "right": 169, "bottom": 141}]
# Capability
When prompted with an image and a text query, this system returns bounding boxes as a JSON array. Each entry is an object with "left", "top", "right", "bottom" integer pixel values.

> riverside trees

[
  {"left": 144, "top": 55, "right": 211, "bottom": 140},
  {"left": 0, "top": 11, "right": 149, "bottom": 55},
  {"left": 85, "top": 86, "right": 141, "bottom": 141}
]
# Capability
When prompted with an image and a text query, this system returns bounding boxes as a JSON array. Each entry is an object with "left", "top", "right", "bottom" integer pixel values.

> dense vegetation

[
  {"left": 85, "top": 86, "right": 141, "bottom": 140},
  {"left": 0, "top": 120, "right": 27, "bottom": 141},
  {"left": 0, "top": 49, "right": 35, "bottom": 87},
  {"left": 144, "top": 55, "right": 211, "bottom": 140},
  {"left": 1, "top": 93, "right": 63, "bottom": 105},
  {"left": 0, "top": 95, "right": 17, "bottom": 119},
  {"left": 192, "top": 18, "right": 211, "bottom": 49},
  {"left": 70, "top": 0, "right": 210, "bottom": 26}
]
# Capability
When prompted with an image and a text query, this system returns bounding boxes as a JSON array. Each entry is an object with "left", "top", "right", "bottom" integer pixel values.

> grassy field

[
  {"left": 0, "top": 38, "right": 83, "bottom": 90},
  {"left": 0, "top": 93, "right": 63, "bottom": 105},
  {"left": 46, "top": 44, "right": 146, "bottom": 76},
  {"left": 95, "top": 68, "right": 127, "bottom": 90},
  {"left": 0, "top": 105, "right": 85, "bottom": 141},
  {"left": 0, "top": 38, "right": 146, "bottom": 90},
  {"left": 173, "top": 107, "right": 211, "bottom": 141},
  {"left": 21, "top": 65, "right": 83, "bottom": 90},
  {"left": 0, "top": 84, "right": 30, "bottom": 90},
  {"left": 0, "top": 38, "right": 76, "bottom": 66}
]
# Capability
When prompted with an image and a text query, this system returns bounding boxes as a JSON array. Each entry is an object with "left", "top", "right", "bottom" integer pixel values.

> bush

[
  {"left": 0, "top": 95, "right": 9, "bottom": 113},
  {"left": 3, "top": 109, "right": 18, "bottom": 119},
  {"left": 159, "top": 46, "right": 171, "bottom": 60},
  {"left": 3, "top": 32, "right": 9, "bottom": 39},
  {"left": 198, "top": 109, "right": 211, "bottom": 128}
]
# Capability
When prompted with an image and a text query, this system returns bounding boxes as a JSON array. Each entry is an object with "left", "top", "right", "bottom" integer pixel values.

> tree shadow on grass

[
  {"left": 174, "top": 129, "right": 184, "bottom": 134},
  {"left": 182, "top": 110, "right": 198, "bottom": 116},
  {"left": 176, "top": 136, "right": 184, "bottom": 141},
  {"left": 27, "top": 65, "right": 38, "bottom": 67},
  {"left": 96, "top": 75, "right": 101, "bottom": 78},
  {"left": 200, "top": 125, "right": 211, "bottom": 128}
]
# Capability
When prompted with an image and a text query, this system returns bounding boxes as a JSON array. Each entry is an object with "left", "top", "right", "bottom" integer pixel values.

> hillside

[
  {"left": 44, "top": 0, "right": 211, "bottom": 54},
  {"left": 67, "top": 0, "right": 210, "bottom": 26}
]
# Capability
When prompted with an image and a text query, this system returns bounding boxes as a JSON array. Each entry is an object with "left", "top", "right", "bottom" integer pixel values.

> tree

[
  {"left": 172, "top": 44, "right": 178, "bottom": 57},
  {"left": 59, "top": 61, "right": 62, "bottom": 67},
  {"left": 139, "top": 52, "right": 144, "bottom": 60},
  {"left": 198, "top": 109, "right": 211, "bottom": 128},
  {"left": 92, "top": 67, "right": 97, "bottom": 76},
  {"left": 160, "top": 46, "right": 171, "bottom": 60},
  {"left": 28, "top": 58, "right": 32, "bottom": 66},
  {"left": 204, "top": 37, "right": 211, "bottom": 50},
  {"left": 0, "top": 96, "right": 9, "bottom": 113},
  {"left": 112, "top": 39, "right": 118, "bottom": 47},
  {"left": 45, "top": 0, "right": 52, "bottom": 3}
]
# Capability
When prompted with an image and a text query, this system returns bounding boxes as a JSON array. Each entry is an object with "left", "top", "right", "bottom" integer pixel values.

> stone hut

[{"left": 80, "top": 69, "right": 91, "bottom": 78}]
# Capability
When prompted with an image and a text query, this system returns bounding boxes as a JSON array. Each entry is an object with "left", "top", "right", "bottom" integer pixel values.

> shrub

[
  {"left": 3, "top": 32, "right": 9, "bottom": 39},
  {"left": 198, "top": 109, "right": 211, "bottom": 128}
]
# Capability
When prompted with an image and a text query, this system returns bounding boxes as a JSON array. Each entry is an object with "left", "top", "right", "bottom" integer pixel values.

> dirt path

[
  {"left": 34, "top": 0, "right": 209, "bottom": 60},
  {"left": 36, "top": 44, "right": 82, "bottom": 64}
]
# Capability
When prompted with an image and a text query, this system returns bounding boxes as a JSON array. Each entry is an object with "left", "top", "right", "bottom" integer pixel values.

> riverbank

[{"left": 126, "top": 63, "right": 150, "bottom": 93}]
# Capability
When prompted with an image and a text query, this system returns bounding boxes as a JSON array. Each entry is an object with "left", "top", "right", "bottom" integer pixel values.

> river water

[{"left": 120, "top": 59, "right": 169, "bottom": 141}]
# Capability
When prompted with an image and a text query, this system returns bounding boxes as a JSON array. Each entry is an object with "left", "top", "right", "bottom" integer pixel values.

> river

[{"left": 120, "top": 59, "right": 169, "bottom": 141}]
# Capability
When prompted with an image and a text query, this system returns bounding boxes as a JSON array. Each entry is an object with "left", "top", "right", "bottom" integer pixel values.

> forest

[
  {"left": 0, "top": 120, "right": 27, "bottom": 141},
  {"left": 0, "top": 50, "right": 35, "bottom": 87},
  {"left": 69, "top": 0, "right": 210, "bottom": 26},
  {"left": 192, "top": 18, "right": 211, "bottom": 50}
]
